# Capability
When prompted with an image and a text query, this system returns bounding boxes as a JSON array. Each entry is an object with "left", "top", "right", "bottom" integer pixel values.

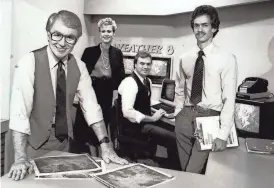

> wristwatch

[{"left": 99, "top": 136, "right": 110, "bottom": 144}]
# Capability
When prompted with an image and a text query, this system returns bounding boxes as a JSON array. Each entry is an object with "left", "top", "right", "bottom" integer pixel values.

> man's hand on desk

[
  {"left": 8, "top": 160, "right": 33, "bottom": 181},
  {"left": 212, "top": 138, "right": 227, "bottom": 152},
  {"left": 152, "top": 109, "right": 166, "bottom": 122},
  {"left": 100, "top": 143, "right": 129, "bottom": 165}
]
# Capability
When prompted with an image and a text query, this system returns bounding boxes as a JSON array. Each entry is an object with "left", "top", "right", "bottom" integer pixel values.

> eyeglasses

[{"left": 50, "top": 32, "right": 77, "bottom": 45}]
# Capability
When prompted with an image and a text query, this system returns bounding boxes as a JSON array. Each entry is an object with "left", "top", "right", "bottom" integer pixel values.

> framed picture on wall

[{"left": 123, "top": 55, "right": 172, "bottom": 84}]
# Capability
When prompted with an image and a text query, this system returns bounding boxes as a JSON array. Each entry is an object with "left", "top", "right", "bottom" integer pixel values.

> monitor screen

[
  {"left": 161, "top": 81, "right": 175, "bottom": 102},
  {"left": 234, "top": 103, "right": 260, "bottom": 133}
]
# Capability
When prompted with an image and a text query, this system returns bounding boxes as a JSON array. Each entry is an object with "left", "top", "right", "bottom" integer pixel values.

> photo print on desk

[
  {"left": 94, "top": 163, "right": 175, "bottom": 188},
  {"left": 35, "top": 159, "right": 106, "bottom": 179},
  {"left": 123, "top": 55, "right": 172, "bottom": 84},
  {"left": 32, "top": 153, "right": 101, "bottom": 176}
]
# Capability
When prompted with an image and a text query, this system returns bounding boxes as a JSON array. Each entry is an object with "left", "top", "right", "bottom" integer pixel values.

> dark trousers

[
  {"left": 142, "top": 123, "right": 180, "bottom": 168},
  {"left": 175, "top": 106, "right": 220, "bottom": 173},
  {"left": 92, "top": 77, "right": 113, "bottom": 128},
  {"left": 72, "top": 77, "right": 113, "bottom": 155}
]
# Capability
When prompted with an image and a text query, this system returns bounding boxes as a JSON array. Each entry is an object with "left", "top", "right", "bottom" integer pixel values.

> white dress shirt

[
  {"left": 118, "top": 70, "right": 152, "bottom": 124},
  {"left": 174, "top": 42, "right": 238, "bottom": 140},
  {"left": 9, "top": 46, "right": 103, "bottom": 135}
]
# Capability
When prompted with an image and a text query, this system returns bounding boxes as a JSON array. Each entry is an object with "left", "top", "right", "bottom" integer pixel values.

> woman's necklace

[{"left": 100, "top": 44, "right": 110, "bottom": 70}]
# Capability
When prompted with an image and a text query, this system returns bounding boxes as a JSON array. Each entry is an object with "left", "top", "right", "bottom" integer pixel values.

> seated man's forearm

[
  {"left": 142, "top": 115, "right": 155, "bottom": 123},
  {"left": 90, "top": 120, "right": 108, "bottom": 141},
  {"left": 12, "top": 130, "right": 29, "bottom": 161}
]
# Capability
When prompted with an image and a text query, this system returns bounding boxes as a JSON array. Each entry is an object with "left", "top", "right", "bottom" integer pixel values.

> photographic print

[
  {"left": 35, "top": 172, "right": 94, "bottom": 180},
  {"left": 94, "top": 163, "right": 175, "bottom": 188},
  {"left": 35, "top": 159, "right": 106, "bottom": 180},
  {"left": 32, "top": 153, "right": 101, "bottom": 176}
]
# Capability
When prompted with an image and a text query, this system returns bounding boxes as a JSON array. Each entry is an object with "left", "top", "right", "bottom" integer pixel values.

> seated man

[{"left": 118, "top": 51, "right": 179, "bottom": 168}]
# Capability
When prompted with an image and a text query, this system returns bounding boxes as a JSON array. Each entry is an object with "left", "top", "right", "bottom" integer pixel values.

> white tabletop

[{"left": 1, "top": 139, "right": 274, "bottom": 188}]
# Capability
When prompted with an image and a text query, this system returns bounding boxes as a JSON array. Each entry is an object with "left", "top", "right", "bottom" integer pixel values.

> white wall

[
  {"left": 84, "top": 0, "right": 270, "bottom": 15},
  {"left": 86, "top": 1, "right": 274, "bottom": 101},
  {"left": 0, "top": 0, "right": 13, "bottom": 121}
]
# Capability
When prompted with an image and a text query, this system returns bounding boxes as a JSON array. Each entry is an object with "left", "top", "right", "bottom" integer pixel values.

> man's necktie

[
  {"left": 144, "top": 77, "right": 151, "bottom": 95},
  {"left": 190, "top": 50, "right": 205, "bottom": 105},
  {"left": 55, "top": 61, "right": 68, "bottom": 141}
]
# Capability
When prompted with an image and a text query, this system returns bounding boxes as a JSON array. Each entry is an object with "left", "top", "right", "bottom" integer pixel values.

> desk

[
  {"left": 206, "top": 138, "right": 274, "bottom": 188},
  {"left": 159, "top": 116, "right": 175, "bottom": 126},
  {"left": 1, "top": 140, "right": 274, "bottom": 188},
  {"left": 0, "top": 151, "right": 211, "bottom": 188}
]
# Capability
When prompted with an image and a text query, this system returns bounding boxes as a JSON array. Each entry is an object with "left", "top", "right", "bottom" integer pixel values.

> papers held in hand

[
  {"left": 195, "top": 116, "right": 239, "bottom": 150},
  {"left": 245, "top": 138, "right": 274, "bottom": 154}
]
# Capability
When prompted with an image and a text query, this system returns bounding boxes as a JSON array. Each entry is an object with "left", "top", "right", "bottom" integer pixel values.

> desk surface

[
  {"left": 0, "top": 151, "right": 210, "bottom": 188},
  {"left": 160, "top": 116, "right": 175, "bottom": 126},
  {"left": 1, "top": 138, "right": 274, "bottom": 188},
  {"left": 206, "top": 138, "right": 274, "bottom": 188}
]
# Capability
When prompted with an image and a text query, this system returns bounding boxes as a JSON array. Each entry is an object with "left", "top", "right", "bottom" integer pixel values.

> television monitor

[
  {"left": 234, "top": 97, "right": 274, "bottom": 139},
  {"left": 160, "top": 79, "right": 175, "bottom": 104},
  {"left": 123, "top": 55, "right": 172, "bottom": 84}
]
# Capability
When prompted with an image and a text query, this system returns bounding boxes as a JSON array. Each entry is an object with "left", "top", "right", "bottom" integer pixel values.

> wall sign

[{"left": 113, "top": 43, "right": 174, "bottom": 55}]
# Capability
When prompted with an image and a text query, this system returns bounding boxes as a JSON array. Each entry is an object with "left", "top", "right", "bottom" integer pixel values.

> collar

[
  {"left": 133, "top": 70, "right": 146, "bottom": 84},
  {"left": 195, "top": 42, "right": 215, "bottom": 57},
  {"left": 47, "top": 46, "right": 68, "bottom": 69}
]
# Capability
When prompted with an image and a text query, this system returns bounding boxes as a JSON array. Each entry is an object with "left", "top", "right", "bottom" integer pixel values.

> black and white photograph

[
  {"left": 35, "top": 172, "right": 93, "bottom": 180},
  {"left": 94, "top": 163, "right": 174, "bottom": 188},
  {"left": 34, "top": 159, "right": 106, "bottom": 179},
  {"left": 32, "top": 154, "right": 101, "bottom": 176},
  {"left": 1, "top": 0, "right": 274, "bottom": 188}
]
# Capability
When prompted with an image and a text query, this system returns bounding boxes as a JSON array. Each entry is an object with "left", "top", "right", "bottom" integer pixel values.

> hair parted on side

[
  {"left": 97, "top": 17, "right": 117, "bottom": 32},
  {"left": 190, "top": 5, "right": 220, "bottom": 37},
  {"left": 134, "top": 51, "right": 152, "bottom": 65},
  {"left": 46, "top": 10, "right": 82, "bottom": 38}
]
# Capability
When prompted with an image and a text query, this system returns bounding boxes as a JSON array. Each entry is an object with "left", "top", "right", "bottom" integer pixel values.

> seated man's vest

[{"left": 118, "top": 72, "right": 151, "bottom": 136}]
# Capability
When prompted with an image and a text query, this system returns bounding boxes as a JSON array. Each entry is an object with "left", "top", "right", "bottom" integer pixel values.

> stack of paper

[{"left": 32, "top": 153, "right": 106, "bottom": 179}]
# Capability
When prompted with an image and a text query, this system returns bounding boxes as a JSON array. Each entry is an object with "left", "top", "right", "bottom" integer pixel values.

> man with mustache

[
  {"left": 173, "top": 5, "right": 237, "bottom": 173},
  {"left": 8, "top": 10, "right": 128, "bottom": 181},
  {"left": 118, "top": 51, "right": 179, "bottom": 167}
]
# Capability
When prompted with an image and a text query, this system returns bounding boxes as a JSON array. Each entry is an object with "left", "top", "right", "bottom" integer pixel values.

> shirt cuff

[
  {"left": 135, "top": 112, "right": 146, "bottom": 124},
  {"left": 83, "top": 108, "right": 104, "bottom": 126},
  {"left": 9, "top": 118, "right": 31, "bottom": 135},
  {"left": 217, "top": 126, "right": 232, "bottom": 141}
]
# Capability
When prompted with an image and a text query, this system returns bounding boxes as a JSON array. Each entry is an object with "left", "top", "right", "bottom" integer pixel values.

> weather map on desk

[
  {"left": 32, "top": 153, "right": 101, "bottom": 176},
  {"left": 94, "top": 163, "right": 174, "bottom": 188}
]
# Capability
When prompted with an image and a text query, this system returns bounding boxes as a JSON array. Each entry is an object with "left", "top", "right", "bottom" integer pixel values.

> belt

[
  {"left": 186, "top": 105, "right": 220, "bottom": 115},
  {"left": 91, "top": 76, "right": 111, "bottom": 81}
]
